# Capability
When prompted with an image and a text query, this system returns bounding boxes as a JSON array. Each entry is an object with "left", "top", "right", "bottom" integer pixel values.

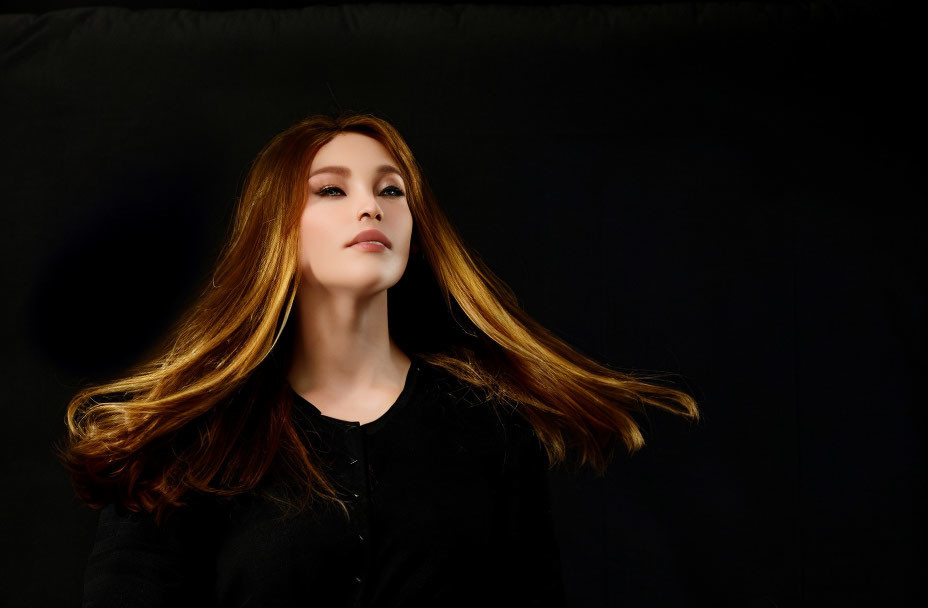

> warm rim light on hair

[{"left": 55, "top": 110, "right": 700, "bottom": 527}]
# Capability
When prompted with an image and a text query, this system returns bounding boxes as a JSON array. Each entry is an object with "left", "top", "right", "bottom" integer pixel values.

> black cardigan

[{"left": 81, "top": 355, "right": 567, "bottom": 607}]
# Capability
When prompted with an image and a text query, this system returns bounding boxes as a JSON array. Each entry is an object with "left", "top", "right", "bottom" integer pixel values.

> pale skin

[{"left": 286, "top": 132, "right": 414, "bottom": 424}]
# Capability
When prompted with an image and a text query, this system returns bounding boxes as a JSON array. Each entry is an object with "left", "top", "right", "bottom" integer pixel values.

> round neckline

[{"left": 288, "top": 356, "right": 420, "bottom": 433}]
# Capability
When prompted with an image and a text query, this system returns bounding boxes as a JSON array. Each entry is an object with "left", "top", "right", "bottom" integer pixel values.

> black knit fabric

[{"left": 81, "top": 355, "right": 566, "bottom": 608}]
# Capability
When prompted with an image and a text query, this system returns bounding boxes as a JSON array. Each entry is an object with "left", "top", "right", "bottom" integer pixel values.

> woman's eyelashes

[{"left": 316, "top": 185, "right": 405, "bottom": 197}]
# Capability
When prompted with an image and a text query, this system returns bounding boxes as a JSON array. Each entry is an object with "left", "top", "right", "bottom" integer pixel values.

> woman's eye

[{"left": 316, "top": 185, "right": 404, "bottom": 197}]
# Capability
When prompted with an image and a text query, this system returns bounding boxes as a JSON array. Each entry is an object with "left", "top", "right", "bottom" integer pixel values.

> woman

[{"left": 58, "top": 111, "right": 699, "bottom": 607}]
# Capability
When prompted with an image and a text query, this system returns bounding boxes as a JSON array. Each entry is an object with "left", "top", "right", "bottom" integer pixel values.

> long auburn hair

[{"left": 56, "top": 110, "right": 699, "bottom": 526}]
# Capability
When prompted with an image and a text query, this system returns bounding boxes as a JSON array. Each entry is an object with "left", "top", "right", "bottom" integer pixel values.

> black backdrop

[{"left": 1, "top": 1, "right": 923, "bottom": 606}]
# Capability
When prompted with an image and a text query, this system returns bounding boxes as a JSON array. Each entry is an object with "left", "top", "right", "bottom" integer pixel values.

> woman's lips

[
  {"left": 347, "top": 228, "right": 392, "bottom": 248},
  {"left": 349, "top": 241, "right": 388, "bottom": 251}
]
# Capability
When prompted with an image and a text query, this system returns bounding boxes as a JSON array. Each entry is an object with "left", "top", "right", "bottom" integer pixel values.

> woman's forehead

[{"left": 310, "top": 133, "right": 393, "bottom": 169}]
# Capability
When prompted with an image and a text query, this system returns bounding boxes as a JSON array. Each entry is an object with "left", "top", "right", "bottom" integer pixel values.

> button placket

[
  {"left": 343, "top": 424, "right": 372, "bottom": 599},
  {"left": 348, "top": 444, "right": 361, "bottom": 499},
  {"left": 343, "top": 425, "right": 364, "bottom": 497}
]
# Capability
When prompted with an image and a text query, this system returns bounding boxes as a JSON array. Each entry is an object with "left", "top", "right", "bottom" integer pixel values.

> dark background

[{"left": 1, "top": 1, "right": 923, "bottom": 606}]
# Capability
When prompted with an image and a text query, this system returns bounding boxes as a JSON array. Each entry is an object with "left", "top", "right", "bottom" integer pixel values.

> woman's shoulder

[
  {"left": 414, "top": 358, "right": 532, "bottom": 441},
  {"left": 94, "top": 489, "right": 230, "bottom": 543},
  {"left": 414, "top": 358, "right": 509, "bottom": 406},
  {"left": 85, "top": 497, "right": 219, "bottom": 606}
]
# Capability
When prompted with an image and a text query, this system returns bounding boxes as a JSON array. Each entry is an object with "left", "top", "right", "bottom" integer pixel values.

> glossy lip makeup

[
  {"left": 350, "top": 241, "right": 388, "bottom": 252},
  {"left": 346, "top": 228, "right": 392, "bottom": 252}
]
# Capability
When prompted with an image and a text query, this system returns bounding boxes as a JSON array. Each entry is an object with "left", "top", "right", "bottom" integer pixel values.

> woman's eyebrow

[{"left": 309, "top": 165, "right": 402, "bottom": 178}]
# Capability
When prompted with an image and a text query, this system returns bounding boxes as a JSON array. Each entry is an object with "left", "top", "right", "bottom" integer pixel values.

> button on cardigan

[{"left": 81, "top": 355, "right": 567, "bottom": 607}]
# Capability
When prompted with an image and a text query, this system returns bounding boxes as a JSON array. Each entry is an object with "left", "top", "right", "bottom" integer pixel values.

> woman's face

[{"left": 298, "top": 132, "right": 413, "bottom": 297}]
